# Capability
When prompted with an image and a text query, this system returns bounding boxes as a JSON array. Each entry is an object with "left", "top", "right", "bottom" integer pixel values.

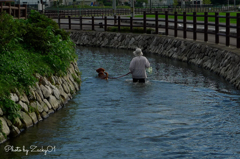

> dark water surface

[{"left": 1, "top": 46, "right": 240, "bottom": 158}]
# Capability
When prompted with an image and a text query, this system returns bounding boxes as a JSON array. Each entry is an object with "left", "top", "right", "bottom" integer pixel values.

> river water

[{"left": 1, "top": 46, "right": 240, "bottom": 158}]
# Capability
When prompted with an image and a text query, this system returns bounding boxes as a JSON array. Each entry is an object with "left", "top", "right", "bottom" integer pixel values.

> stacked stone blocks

[{"left": 0, "top": 61, "right": 81, "bottom": 143}]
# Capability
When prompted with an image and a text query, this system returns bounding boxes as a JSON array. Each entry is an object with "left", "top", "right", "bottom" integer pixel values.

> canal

[{"left": 1, "top": 46, "right": 240, "bottom": 158}]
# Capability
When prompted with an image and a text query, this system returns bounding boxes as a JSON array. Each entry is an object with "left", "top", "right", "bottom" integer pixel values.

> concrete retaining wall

[{"left": 70, "top": 31, "right": 240, "bottom": 89}]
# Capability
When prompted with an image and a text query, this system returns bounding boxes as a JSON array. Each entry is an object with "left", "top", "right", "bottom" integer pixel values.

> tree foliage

[
  {"left": 210, "top": 0, "right": 238, "bottom": 5},
  {"left": 173, "top": 0, "right": 179, "bottom": 7},
  {"left": 203, "top": 0, "right": 211, "bottom": 4}
]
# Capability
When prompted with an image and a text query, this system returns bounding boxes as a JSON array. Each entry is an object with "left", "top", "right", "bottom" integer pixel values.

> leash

[{"left": 108, "top": 72, "right": 131, "bottom": 79}]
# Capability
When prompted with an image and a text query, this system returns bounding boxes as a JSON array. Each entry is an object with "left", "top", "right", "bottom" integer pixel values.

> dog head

[{"left": 96, "top": 68, "right": 105, "bottom": 73}]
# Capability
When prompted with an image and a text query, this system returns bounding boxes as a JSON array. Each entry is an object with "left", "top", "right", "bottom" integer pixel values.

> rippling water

[{"left": 1, "top": 46, "right": 240, "bottom": 158}]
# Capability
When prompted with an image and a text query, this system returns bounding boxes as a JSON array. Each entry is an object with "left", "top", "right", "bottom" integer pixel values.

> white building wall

[{"left": 148, "top": 0, "right": 174, "bottom": 6}]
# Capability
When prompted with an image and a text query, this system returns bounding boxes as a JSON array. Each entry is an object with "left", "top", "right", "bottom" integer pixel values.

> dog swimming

[{"left": 96, "top": 68, "right": 109, "bottom": 80}]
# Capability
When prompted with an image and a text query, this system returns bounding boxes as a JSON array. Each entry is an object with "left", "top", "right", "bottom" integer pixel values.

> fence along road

[{"left": 52, "top": 11, "right": 240, "bottom": 49}]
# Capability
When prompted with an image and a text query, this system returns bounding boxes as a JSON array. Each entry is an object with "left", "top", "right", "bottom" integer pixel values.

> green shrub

[
  {"left": 0, "top": 11, "right": 77, "bottom": 122},
  {"left": 23, "top": 10, "right": 70, "bottom": 54},
  {"left": 0, "top": 97, "right": 21, "bottom": 122},
  {"left": 0, "top": 12, "right": 25, "bottom": 51},
  {"left": 0, "top": 120, "right": 7, "bottom": 139}
]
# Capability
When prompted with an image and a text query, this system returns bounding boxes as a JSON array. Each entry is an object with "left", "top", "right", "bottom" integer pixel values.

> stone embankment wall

[
  {"left": 70, "top": 31, "right": 240, "bottom": 89},
  {"left": 0, "top": 61, "right": 81, "bottom": 143}
]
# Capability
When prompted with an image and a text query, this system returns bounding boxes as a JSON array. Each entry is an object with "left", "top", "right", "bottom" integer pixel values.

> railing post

[
  {"left": 183, "top": 12, "right": 186, "bottom": 39},
  {"left": 58, "top": 16, "right": 60, "bottom": 28},
  {"left": 143, "top": 11, "right": 146, "bottom": 33},
  {"left": 80, "top": 16, "right": 82, "bottom": 30},
  {"left": 114, "top": 15, "right": 116, "bottom": 24},
  {"left": 68, "top": 16, "right": 71, "bottom": 30},
  {"left": 13, "top": 4, "right": 16, "bottom": 17},
  {"left": 18, "top": 4, "right": 20, "bottom": 19},
  {"left": 193, "top": 12, "right": 197, "bottom": 40},
  {"left": 174, "top": 11, "right": 177, "bottom": 37},
  {"left": 104, "top": 16, "right": 107, "bottom": 31},
  {"left": 130, "top": 16, "right": 133, "bottom": 32},
  {"left": 8, "top": 2, "right": 11, "bottom": 15},
  {"left": 92, "top": 16, "right": 94, "bottom": 31},
  {"left": 155, "top": 11, "right": 158, "bottom": 34},
  {"left": 204, "top": 12, "right": 208, "bottom": 42},
  {"left": 237, "top": 13, "right": 240, "bottom": 48},
  {"left": 24, "top": 4, "right": 27, "bottom": 19},
  {"left": 118, "top": 16, "right": 120, "bottom": 32},
  {"left": 226, "top": 13, "right": 230, "bottom": 46},
  {"left": 165, "top": 11, "right": 168, "bottom": 36},
  {"left": 1, "top": 2, "right": 3, "bottom": 12},
  {"left": 215, "top": 12, "right": 219, "bottom": 44}
]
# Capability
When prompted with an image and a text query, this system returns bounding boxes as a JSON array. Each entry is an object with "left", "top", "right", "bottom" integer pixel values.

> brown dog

[{"left": 96, "top": 68, "right": 109, "bottom": 80}]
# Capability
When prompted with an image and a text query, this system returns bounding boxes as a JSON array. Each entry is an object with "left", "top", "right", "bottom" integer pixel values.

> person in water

[{"left": 129, "top": 48, "right": 150, "bottom": 83}]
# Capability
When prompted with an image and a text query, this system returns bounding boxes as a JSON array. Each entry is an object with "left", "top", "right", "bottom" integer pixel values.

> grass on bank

[
  {"left": 135, "top": 12, "right": 240, "bottom": 24},
  {"left": 0, "top": 10, "right": 77, "bottom": 122}
]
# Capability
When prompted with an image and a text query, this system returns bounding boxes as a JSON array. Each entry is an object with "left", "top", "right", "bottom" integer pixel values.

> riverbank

[
  {"left": 0, "top": 11, "right": 81, "bottom": 144},
  {"left": 0, "top": 61, "right": 81, "bottom": 144},
  {"left": 70, "top": 31, "right": 240, "bottom": 89}
]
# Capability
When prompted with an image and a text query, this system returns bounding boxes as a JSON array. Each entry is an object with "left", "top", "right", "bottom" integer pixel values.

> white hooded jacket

[{"left": 129, "top": 56, "right": 150, "bottom": 79}]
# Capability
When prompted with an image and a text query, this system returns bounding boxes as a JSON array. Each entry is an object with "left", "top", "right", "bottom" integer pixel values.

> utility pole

[
  {"left": 113, "top": 0, "right": 116, "bottom": 16},
  {"left": 150, "top": 0, "right": 151, "bottom": 12},
  {"left": 131, "top": 0, "right": 134, "bottom": 17},
  {"left": 228, "top": 0, "right": 229, "bottom": 10}
]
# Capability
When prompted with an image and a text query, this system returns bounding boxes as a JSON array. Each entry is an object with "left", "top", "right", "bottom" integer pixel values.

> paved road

[{"left": 53, "top": 15, "right": 238, "bottom": 48}]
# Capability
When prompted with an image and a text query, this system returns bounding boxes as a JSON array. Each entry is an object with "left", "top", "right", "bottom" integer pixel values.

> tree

[
  {"left": 135, "top": 0, "right": 148, "bottom": 7},
  {"left": 185, "top": 0, "right": 191, "bottom": 5},
  {"left": 203, "top": 0, "right": 211, "bottom": 4},
  {"left": 136, "top": 0, "right": 148, "bottom": 4},
  {"left": 173, "top": 0, "right": 178, "bottom": 7}
]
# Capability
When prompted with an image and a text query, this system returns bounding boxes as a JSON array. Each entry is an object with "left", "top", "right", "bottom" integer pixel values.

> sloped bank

[
  {"left": 0, "top": 61, "right": 81, "bottom": 144},
  {"left": 70, "top": 31, "right": 240, "bottom": 89}
]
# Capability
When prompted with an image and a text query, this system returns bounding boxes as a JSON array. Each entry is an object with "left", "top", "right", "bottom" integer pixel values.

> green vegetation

[
  {"left": 203, "top": 0, "right": 212, "bottom": 4},
  {"left": 0, "top": 120, "right": 7, "bottom": 139},
  {"left": 28, "top": 105, "right": 38, "bottom": 114},
  {"left": 0, "top": 98, "right": 21, "bottom": 122},
  {"left": 0, "top": 10, "right": 77, "bottom": 121},
  {"left": 135, "top": 0, "right": 148, "bottom": 7},
  {"left": 173, "top": 0, "right": 179, "bottom": 7},
  {"left": 107, "top": 26, "right": 154, "bottom": 34},
  {"left": 135, "top": 12, "right": 240, "bottom": 24},
  {"left": 211, "top": 0, "right": 238, "bottom": 5},
  {"left": 72, "top": 74, "right": 81, "bottom": 85}
]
